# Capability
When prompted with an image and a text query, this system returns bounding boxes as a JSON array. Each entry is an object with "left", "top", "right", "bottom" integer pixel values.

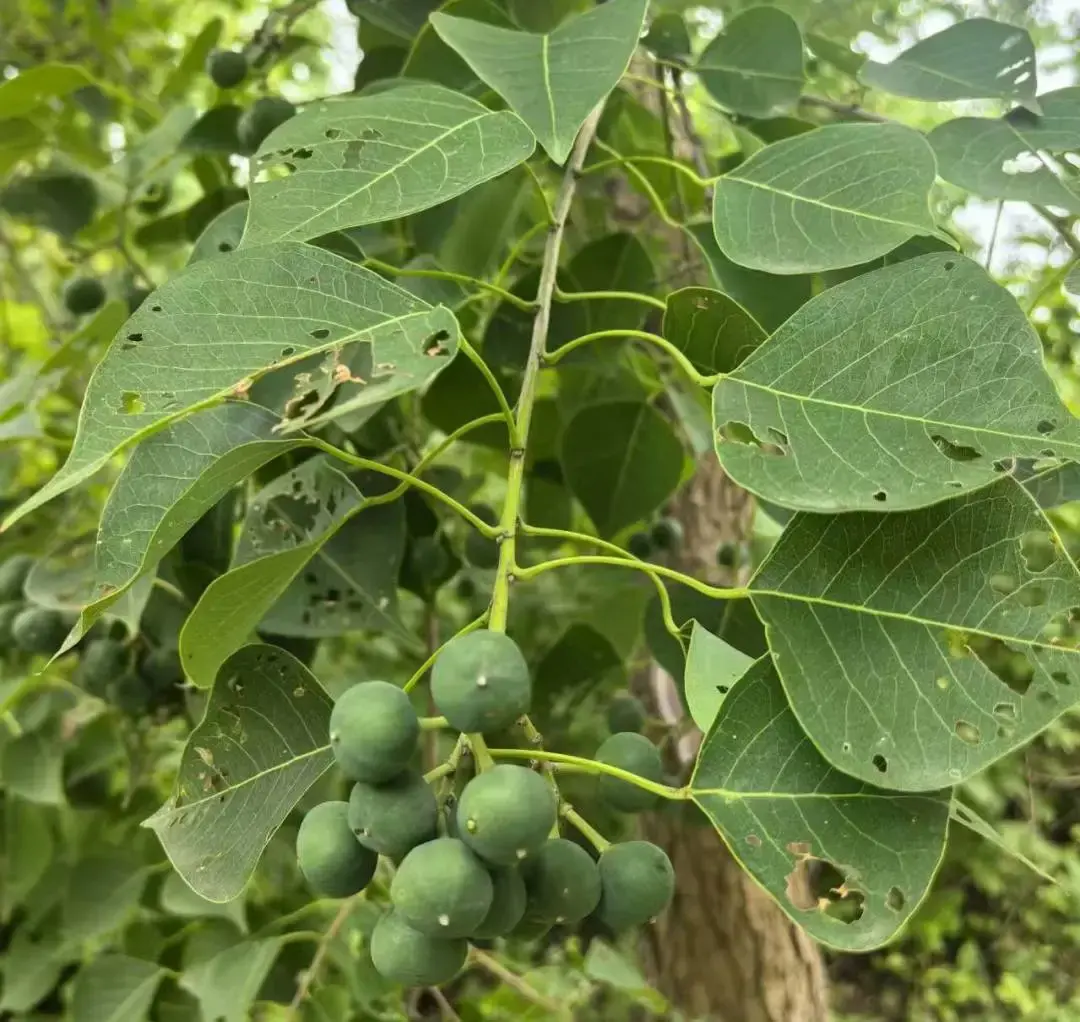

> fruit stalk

[{"left": 487, "top": 106, "right": 605, "bottom": 634}]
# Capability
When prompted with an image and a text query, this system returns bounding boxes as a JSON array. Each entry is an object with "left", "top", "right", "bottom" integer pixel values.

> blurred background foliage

[{"left": 4, "top": 0, "right": 1080, "bottom": 1019}]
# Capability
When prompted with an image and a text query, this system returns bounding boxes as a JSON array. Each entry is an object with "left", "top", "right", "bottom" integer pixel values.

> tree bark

[{"left": 638, "top": 463, "right": 828, "bottom": 1022}]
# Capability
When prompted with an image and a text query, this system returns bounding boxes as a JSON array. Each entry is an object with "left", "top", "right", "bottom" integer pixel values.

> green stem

[
  {"left": 458, "top": 338, "right": 517, "bottom": 443},
  {"left": 419, "top": 716, "right": 449, "bottom": 730},
  {"left": 361, "top": 257, "right": 534, "bottom": 310},
  {"left": 488, "top": 747, "right": 687, "bottom": 800},
  {"left": 543, "top": 328, "right": 717, "bottom": 387},
  {"left": 424, "top": 761, "right": 457, "bottom": 784},
  {"left": 1032, "top": 205, "right": 1080, "bottom": 256},
  {"left": 590, "top": 139, "right": 684, "bottom": 226},
  {"left": 560, "top": 803, "right": 611, "bottom": 852},
  {"left": 514, "top": 554, "right": 746, "bottom": 601},
  {"left": 553, "top": 287, "right": 666, "bottom": 312},
  {"left": 521, "top": 161, "right": 555, "bottom": 225},
  {"left": 489, "top": 107, "right": 605, "bottom": 632},
  {"left": 469, "top": 731, "right": 495, "bottom": 771},
  {"left": 403, "top": 612, "right": 489, "bottom": 693}
]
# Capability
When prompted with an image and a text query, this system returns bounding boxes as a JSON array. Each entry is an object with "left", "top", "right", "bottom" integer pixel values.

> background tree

[{"left": 3, "top": 2, "right": 1080, "bottom": 1021}]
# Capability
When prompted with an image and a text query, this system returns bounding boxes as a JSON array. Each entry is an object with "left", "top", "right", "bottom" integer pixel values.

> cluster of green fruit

[
  {"left": 0, "top": 555, "right": 184, "bottom": 713},
  {"left": 205, "top": 49, "right": 296, "bottom": 152},
  {"left": 627, "top": 516, "right": 684, "bottom": 560},
  {"left": 296, "top": 629, "right": 675, "bottom": 988}
]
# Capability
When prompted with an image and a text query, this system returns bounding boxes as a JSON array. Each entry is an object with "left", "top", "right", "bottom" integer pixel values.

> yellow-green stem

[
  {"left": 488, "top": 747, "right": 687, "bottom": 800},
  {"left": 402, "top": 612, "right": 488, "bottom": 693},
  {"left": 560, "top": 802, "right": 611, "bottom": 852},
  {"left": 469, "top": 731, "right": 495, "bottom": 771},
  {"left": 543, "top": 327, "right": 718, "bottom": 387}
]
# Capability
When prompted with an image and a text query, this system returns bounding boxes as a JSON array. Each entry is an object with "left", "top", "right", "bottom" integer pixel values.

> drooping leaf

[
  {"left": 180, "top": 938, "right": 285, "bottom": 1022},
  {"left": 71, "top": 955, "right": 164, "bottom": 1022},
  {"left": 64, "top": 403, "right": 309, "bottom": 654},
  {"left": 712, "top": 253, "right": 1080, "bottom": 511},
  {"left": 2, "top": 731, "right": 65, "bottom": 806},
  {"left": 861, "top": 18, "right": 1037, "bottom": 107},
  {"left": 242, "top": 84, "right": 535, "bottom": 245},
  {"left": 144, "top": 644, "right": 334, "bottom": 901},
  {"left": 696, "top": 7, "right": 804, "bottom": 118},
  {"left": 2, "top": 798, "right": 53, "bottom": 919},
  {"left": 561, "top": 400, "right": 685, "bottom": 538},
  {"left": 64, "top": 852, "right": 150, "bottom": 943},
  {"left": 711, "top": 123, "right": 943, "bottom": 274},
  {"left": 927, "top": 88, "right": 1080, "bottom": 213},
  {"left": 750, "top": 477, "right": 1080, "bottom": 791},
  {"left": 233, "top": 461, "right": 407, "bottom": 639},
  {"left": 0, "top": 64, "right": 96, "bottom": 118},
  {"left": 691, "top": 657, "right": 950, "bottom": 950},
  {"left": 2, "top": 241, "right": 459, "bottom": 530},
  {"left": 663, "top": 287, "right": 765, "bottom": 376},
  {"left": 179, "top": 460, "right": 363, "bottom": 688},
  {"left": 684, "top": 622, "right": 754, "bottom": 731},
  {"left": 430, "top": 0, "right": 649, "bottom": 163}
]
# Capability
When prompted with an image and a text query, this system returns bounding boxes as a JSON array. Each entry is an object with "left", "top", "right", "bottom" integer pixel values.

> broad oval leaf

[
  {"left": 430, "top": 0, "right": 649, "bottom": 164},
  {"left": 179, "top": 938, "right": 285, "bottom": 1022},
  {"left": 144, "top": 644, "right": 333, "bottom": 901},
  {"left": 711, "top": 123, "right": 942, "bottom": 274},
  {"left": 561, "top": 400, "right": 685, "bottom": 539},
  {"left": 179, "top": 459, "right": 364, "bottom": 688},
  {"left": 927, "top": 88, "right": 1080, "bottom": 213},
  {"left": 861, "top": 18, "right": 1037, "bottom": 107},
  {"left": 3, "top": 241, "right": 459, "bottom": 530},
  {"left": 684, "top": 622, "right": 754, "bottom": 731},
  {"left": 750, "top": 478, "right": 1080, "bottom": 791},
  {"left": 233, "top": 461, "right": 407, "bottom": 639},
  {"left": 663, "top": 286, "right": 765, "bottom": 376},
  {"left": 712, "top": 253, "right": 1080, "bottom": 511},
  {"left": 71, "top": 955, "right": 164, "bottom": 1022},
  {"left": 697, "top": 7, "right": 804, "bottom": 118},
  {"left": 691, "top": 657, "right": 949, "bottom": 950},
  {"left": 63, "top": 403, "right": 308, "bottom": 654},
  {"left": 242, "top": 83, "right": 535, "bottom": 245}
]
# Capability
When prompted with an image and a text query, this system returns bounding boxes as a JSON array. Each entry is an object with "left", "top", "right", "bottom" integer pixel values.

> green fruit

[
  {"left": 330, "top": 680, "right": 419, "bottom": 783},
  {"left": 593, "top": 841, "right": 675, "bottom": 932},
  {"left": 606, "top": 693, "right": 646, "bottom": 734},
  {"left": 140, "top": 646, "right": 184, "bottom": 690},
  {"left": 716, "top": 541, "right": 737, "bottom": 568},
  {"left": 296, "top": 801, "right": 378, "bottom": 898},
  {"left": 237, "top": 96, "right": 295, "bottom": 153},
  {"left": 456, "top": 765, "right": 556, "bottom": 866},
  {"left": 390, "top": 837, "right": 492, "bottom": 938},
  {"left": 409, "top": 535, "right": 451, "bottom": 581},
  {"left": 521, "top": 838, "right": 601, "bottom": 924},
  {"left": 0, "top": 602, "right": 22, "bottom": 648},
  {"left": 206, "top": 49, "right": 248, "bottom": 89},
  {"left": 348, "top": 769, "right": 438, "bottom": 860},
  {"left": 431, "top": 629, "right": 531, "bottom": 733},
  {"left": 650, "top": 517, "right": 683, "bottom": 550},
  {"left": 135, "top": 180, "right": 170, "bottom": 215},
  {"left": 471, "top": 866, "right": 527, "bottom": 939},
  {"left": 0, "top": 555, "right": 33, "bottom": 602},
  {"left": 369, "top": 910, "right": 467, "bottom": 987},
  {"left": 627, "top": 531, "right": 652, "bottom": 559},
  {"left": 596, "top": 732, "right": 663, "bottom": 813},
  {"left": 77, "top": 638, "right": 131, "bottom": 697},
  {"left": 63, "top": 276, "right": 105, "bottom": 315},
  {"left": 12, "top": 607, "right": 68, "bottom": 655}
]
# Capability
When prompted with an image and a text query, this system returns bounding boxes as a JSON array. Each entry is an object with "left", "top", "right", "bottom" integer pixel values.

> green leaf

[
  {"left": 144, "top": 644, "right": 334, "bottom": 901},
  {"left": 402, "top": 0, "right": 513, "bottom": 93},
  {"left": 642, "top": 12, "right": 691, "bottom": 63},
  {"left": 2, "top": 241, "right": 459, "bottom": 530},
  {"left": 561, "top": 400, "right": 685, "bottom": 538},
  {"left": 0, "top": 64, "right": 95, "bottom": 119},
  {"left": 1017, "top": 460, "right": 1080, "bottom": 509},
  {"left": 180, "top": 460, "right": 363, "bottom": 688},
  {"left": 662, "top": 287, "right": 765, "bottom": 376},
  {"left": 534, "top": 623, "right": 624, "bottom": 714},
  {"left": 242, "top": 84, "right": 534, "bottom": 245},
  {"left": 180, "top": 106, "right": 242, "bottom": 154},
  {"left": 691, "top": 657, "right": 950, "bottom": 951},
  {"left": 161, "top": 18, "right": 223, "bottom": 101},
  {"left": 189, "top": 201, "right": 249, "bottom": 263},
  {"left": 430, "top": 0, "right": 649, "bottom": 163},
  {"left": 0, "top": 119, "right": 44, "bottom": 175},
  {"left": 684, "top": 622, "right": 754, "bottom": 732},
  {"left": 582, "top": 939, "right": 657, "bottom": 997},
  {"left": 71, "top": 955, "right": 164, "bottom": 1022},
  {"left": 233, "top": 461, "right": 407, "bottom": 639},
  {"left": 2, "top": 798, "right": 53, "bottom": 919},
  {"left": 750, "top": 477, "right": 1080, "bottom": 791},
  {"left": 861, "top": 18, "right": 1037, "bottom": 106},
  {"left": 697, "top": 7, "right": 804, "bottom": 118},
  {"left": 1, "top": 732, "right": 64, "bottom": 806},
  {"left": 64, "top": 853, "right": 150, "bottom": 943},
  {"left": 1066, "top": 262, "right": 1080, "bottom": 297},
  {"left": 347, "top": 0, "right": 441, "bottom": 37},
  {"left": 0, "top": 931, "right": 70, "bottom": 1013},
  {"left": 950, "top": 799, "right": 1056, "bottom": 884},
  {"left": 806, "top": 33, "right": 866, "bottom": 77},
  {"left": 927, "top": 88, "right": 1080, "bottom": 212},
  {"left": 160, "top": 871, "right": 248, "bottom": 931},
  {"left": 66, "top": 403, "right": 309, "bottom": 652},
  {"left": 180, "top": 938, "right": 284, "bottom": 1022},
  {"left": 712, "top": 253, "right": 1080, "bottom": 511},
  {"left": 712, "top": 123, "right": 943, "bottom": 274}
]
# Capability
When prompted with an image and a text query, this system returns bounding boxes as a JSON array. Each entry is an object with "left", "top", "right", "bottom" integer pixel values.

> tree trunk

[{"left": 638, "top": 464, "right": 827, "bottom": 1022}]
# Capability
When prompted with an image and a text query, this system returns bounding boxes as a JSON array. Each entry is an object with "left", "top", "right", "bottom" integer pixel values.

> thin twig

[
  {"left": 246, "top": 0, "right": 320, "bottom": 66},
  {"left": 798, "top": 95, "right": 888, "bottom": 123},
  {"left": 288, "top": 897, "right": 356, "bottom": 1015},
  {"left": 468, "top": 947, "right": 570, "bottom": 1020},
  {"left": 429, "top": 987, "right": 463, "bottom": 1022},
  {"left": 1033, "top": 205, "right": 1080, "bottom": 256},
  {"left": 669, "top": 68, "right": 711, "bottom": 187}
]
